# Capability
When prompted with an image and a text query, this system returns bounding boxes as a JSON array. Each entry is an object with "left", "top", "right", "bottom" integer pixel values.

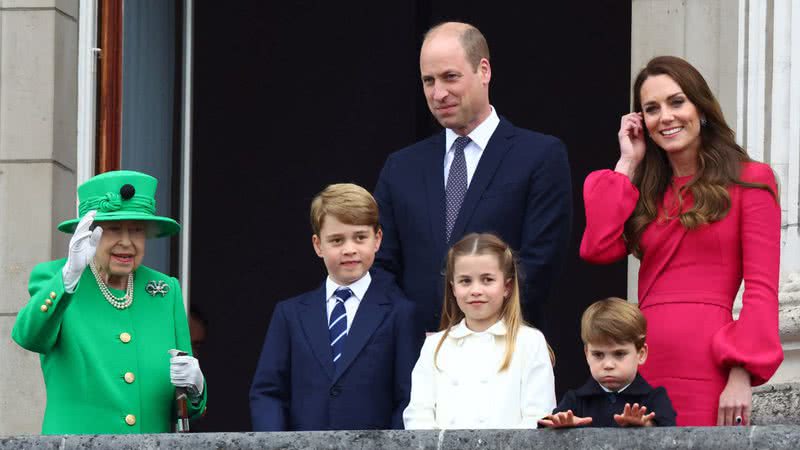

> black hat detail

[{"left": 120, "top": 184, "right": 136, "bottom": 200}]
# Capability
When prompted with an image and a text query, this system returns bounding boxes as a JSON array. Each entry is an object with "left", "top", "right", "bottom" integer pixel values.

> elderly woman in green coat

[{"left": 12, "top": 170, "right": 207, "bottom": 434}]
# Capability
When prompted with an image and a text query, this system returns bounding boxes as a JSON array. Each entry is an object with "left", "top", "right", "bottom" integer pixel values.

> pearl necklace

[{"left": 89, "top": 260, "right": 134, "bottom": 309}]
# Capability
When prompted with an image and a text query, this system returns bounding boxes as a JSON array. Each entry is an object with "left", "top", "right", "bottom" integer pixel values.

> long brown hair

[
  {"left": 625, "top": 56, "right": 777, "bottom": 257},
  {"left": 434, "top": 233, "right": 524, "bottom": 372}
]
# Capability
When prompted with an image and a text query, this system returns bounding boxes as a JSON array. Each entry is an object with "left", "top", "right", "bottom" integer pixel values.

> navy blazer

[
  {"left": 553, "top": 374, "right": 677, "bottom": 427},
  {"left": 249, "top": 274, "right": 422, "bottom": 431},
  {"left": 374, "top": 117, "right": 572, "bottom": 332}
]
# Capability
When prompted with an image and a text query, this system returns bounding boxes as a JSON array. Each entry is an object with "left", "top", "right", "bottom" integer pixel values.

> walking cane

[{"left": 172, "top": 350, "right": 191, "bottom": 433}]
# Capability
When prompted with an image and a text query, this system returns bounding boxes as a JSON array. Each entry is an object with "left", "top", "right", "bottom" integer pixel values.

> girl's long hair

[
  {"left": 625, "top": 56, "right": 777, "bottom": 257},
  {"left": 434, "top": 232, "right": 525, "bottom": 372}
]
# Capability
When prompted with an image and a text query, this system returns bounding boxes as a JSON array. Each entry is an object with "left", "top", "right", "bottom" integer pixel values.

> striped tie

[{"left": 329, "top": 287, "right": 353, "bottom": 365}]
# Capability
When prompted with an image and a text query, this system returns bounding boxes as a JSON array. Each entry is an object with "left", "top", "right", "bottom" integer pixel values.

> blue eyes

[
  {"left": 457, "top": 278, "right": 496, "bottom": 284},
  {"left": 422, "top": 74, "right": 460, "bottom": 85},
  {"left": 329, "top": 236, "right": 369, "bottom": 244}
]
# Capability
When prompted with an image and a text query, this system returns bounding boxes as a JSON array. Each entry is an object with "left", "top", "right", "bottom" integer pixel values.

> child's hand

[
  {"left": 613, "top": 403, "right": 656, "bottom": 427},
  {"left": 537, "top": 410, "right": 593, "bottom": 428}
]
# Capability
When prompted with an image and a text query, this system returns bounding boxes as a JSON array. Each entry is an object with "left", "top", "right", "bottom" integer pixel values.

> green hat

[{"left": 57, "top": 170, "right": 181, "bottom": 238}]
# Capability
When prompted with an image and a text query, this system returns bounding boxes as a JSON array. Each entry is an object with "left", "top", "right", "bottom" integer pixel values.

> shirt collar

[
  {"left": 325, "top": 272, "right": 371, "bottom": 302},
  {"left": 448, "top": 317, "right": 507, "bottom": 339},
  {"left": 600, "top": 381, "right": 632, "bottom": 394},
  {"left": 444, "top": 106, "right": 499, "bottom": 153},
  {"left": 575, "top": 373, "right": 651, "bottom": 396}
]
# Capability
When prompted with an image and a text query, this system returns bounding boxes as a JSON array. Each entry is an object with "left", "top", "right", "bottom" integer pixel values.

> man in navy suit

[
  {"left": 249, "top": 184, "right": 421, "bottom": 431},
  {"left": 374, "top": 22, "right": 572, "bottom": 334}
]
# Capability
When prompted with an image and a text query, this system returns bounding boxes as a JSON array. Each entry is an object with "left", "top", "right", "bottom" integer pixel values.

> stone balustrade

[{"left": 2, "top": 426, "right": 800, "bottom": 450}]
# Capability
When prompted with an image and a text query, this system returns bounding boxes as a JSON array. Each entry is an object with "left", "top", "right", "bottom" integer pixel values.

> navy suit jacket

[
  {"left": 249, "top": 274, "right": 422, "bottom": 431},
  {"left": 373, "top": 117, "right": 572, "bottom": 332}
]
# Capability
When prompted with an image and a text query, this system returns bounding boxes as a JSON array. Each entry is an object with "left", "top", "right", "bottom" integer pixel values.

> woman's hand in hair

[
  {"left": 616, "top": 112, "right": 646, "bottom": 180},
  {"left": 537, "top": 410, "right": 592, "bottom": 428}
]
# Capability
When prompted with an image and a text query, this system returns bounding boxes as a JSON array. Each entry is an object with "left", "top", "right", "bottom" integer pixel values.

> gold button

[
  {"left": 119, "top": 332, "right": 131, "bottom": 343},
  {"left": 125, "top": 414, "right": 136, "bottom": 426},
  {"left": 45, "top": 299, "right": 53, "bottom": 306},
  {"left": 40, "top": 305, "right": 49, "bottom": 312},
  {"left": 124, "top": 372, "right": 135, "bottom": 384},
  {"left": 49, "top": 291, "right": 57, "bottom": 299}
]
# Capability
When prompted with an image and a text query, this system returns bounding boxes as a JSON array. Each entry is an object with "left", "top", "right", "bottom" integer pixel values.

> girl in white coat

[{"left": 403, "top": 233, "right": 556, "bottom": 429}]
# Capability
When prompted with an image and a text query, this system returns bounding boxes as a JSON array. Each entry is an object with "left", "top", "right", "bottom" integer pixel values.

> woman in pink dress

[{"left": 580, "top": 56, "right": 783, "bottom": 426}]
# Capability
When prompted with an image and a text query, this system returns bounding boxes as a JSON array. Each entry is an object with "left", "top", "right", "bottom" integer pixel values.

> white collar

[
  {"left": 445, "top": 106, "right": 499, "bottom": 152},
  {"left": 599, "top": 380, "right": 633, "bottom": 394},
  {"left": 448, "top": 317, "right": 508, "bottom": 339},
  {"left": 325, "top": 272, "right": 371, "bottom": 301}
]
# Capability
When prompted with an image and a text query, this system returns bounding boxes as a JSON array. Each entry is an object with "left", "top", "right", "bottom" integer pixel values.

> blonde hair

[
  {"left": 580, "top": 297, "right": 647, "bottom": 350},
  {"left": 435, "top": 233, "right": 525, "bottom": 372},
  {"left": 310, "top": 183, "right": 380, "bottom": 235}
]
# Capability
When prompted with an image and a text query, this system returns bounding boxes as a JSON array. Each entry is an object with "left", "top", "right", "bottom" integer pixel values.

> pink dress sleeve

[
  {"left": 711, "top": 163, "right": 784, "bottom": 386},
  {"left": 579, "top": 170, "right": 639, "bottom": 264}
]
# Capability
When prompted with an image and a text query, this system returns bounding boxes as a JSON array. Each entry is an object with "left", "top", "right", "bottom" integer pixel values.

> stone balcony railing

[
  {"left": 0, "top": 377, "right": 795, "bottom": 449},
  {"left": 2, "top": 426, "right": 800, "bottom": 450}
]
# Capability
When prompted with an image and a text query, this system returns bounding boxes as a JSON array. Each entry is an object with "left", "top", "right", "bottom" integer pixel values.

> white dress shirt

[
  {"left": 324, "top": 272, "right": 371, "bottom": 333},
  {"left": 443, "top": 106, "right": 500, "bottom": 187},
  {"left": 403, "top": 319, "right": 556, "bottom": 429}
]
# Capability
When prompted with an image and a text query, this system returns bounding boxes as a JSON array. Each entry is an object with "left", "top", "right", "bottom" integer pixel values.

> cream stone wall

[{"left": 0, "top": 0, "right": 78, "bottom": 434}]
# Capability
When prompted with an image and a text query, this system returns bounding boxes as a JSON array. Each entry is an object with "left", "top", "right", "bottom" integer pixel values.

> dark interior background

[{"left": 192, "top": 0, "right": 631, "bottom": 431}]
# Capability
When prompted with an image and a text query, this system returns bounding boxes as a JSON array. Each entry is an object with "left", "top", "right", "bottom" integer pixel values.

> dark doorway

[{"left": 192, "top": 0, "right": 630, "bottom": 431}]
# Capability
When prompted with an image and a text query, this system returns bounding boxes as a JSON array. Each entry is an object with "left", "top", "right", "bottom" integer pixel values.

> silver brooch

[{"left": 146, "top": 280, "right": 170, "bottom": 297}]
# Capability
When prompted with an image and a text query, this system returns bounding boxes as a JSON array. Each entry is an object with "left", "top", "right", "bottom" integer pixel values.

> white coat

[{"left": 403, "top": 319, "right": 556, "bottom": 429}]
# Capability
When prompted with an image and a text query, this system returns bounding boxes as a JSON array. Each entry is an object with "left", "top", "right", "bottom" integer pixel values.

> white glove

[
  {"left": 62, "top": 210, "right": 103, "bottom": 293},
  {"left": 169, "top": 349, "right": 204, "bottom": 397}
]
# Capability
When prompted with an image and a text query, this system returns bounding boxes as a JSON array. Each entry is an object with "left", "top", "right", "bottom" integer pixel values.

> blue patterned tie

[
  {"left": 445, "top": 136, "right": 471, "bottom": 242},
  {"left": 329, "top": 287, "right": 353, "bottom": 365}
]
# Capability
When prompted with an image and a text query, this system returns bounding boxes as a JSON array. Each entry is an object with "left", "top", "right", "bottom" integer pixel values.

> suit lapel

[
  {"left": 423, "top": 132, "right": 448, "bottom": 254},
  {"left": 331, "top": 285, "right": 390, "bottom": 383},
  {"left": 298, "top": 285, "right": 335, "bottom": 380},
  {"left": 449, "top": 118, "right": 515, "bottom": 243}
]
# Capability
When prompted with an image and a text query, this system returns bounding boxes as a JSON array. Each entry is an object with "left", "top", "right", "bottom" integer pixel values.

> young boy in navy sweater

[
  {"left": 249, "top": 183, "right": 421, "bottom": 431},
  {"left": 539, "top": 298, "right": 676, "bottom": 428}
]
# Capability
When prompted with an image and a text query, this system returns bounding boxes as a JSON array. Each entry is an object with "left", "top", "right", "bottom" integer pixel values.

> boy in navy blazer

[
  {"left": 538, "top": 298, "right": 677, "bottom": 428},
  {"left": 249, "top": 183, "right": 422, "bottom": 431}
]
